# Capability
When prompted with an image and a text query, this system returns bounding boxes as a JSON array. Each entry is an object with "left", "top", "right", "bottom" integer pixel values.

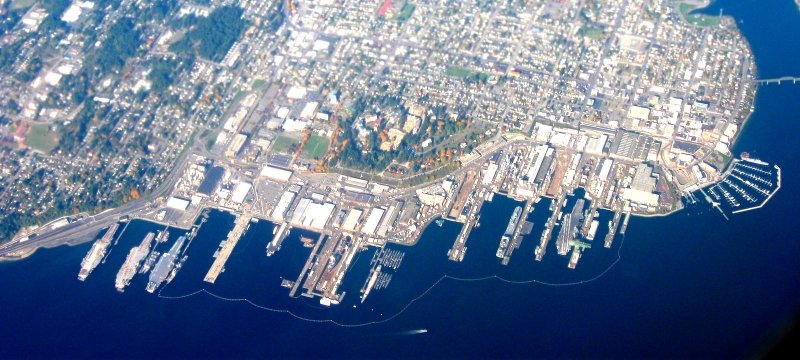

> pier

[
  {"left": 266, "top": 222, "right": 290, "bottom": 256},
  {"left": 299, "top": 233, "right": 331, "bottom": 297},
  {"left": 732, "top": 163, "right": 782, "bottom": 214},
  {"left": 448, "top": 215, "right": 474, "bottom": 262},
  {"left": 619, "top": 210, "right": 631, "bottom": 235},
  {"left": 447, "top": 194, "right": 486, "bottom": 262},
  {"left": 203, "top": 214, "right": 251, "bottom": 284},
  {"left": 753, "top": 76, "right": 800, "bottom": 86},
  {"left": 604, "top": 210, "right": 622, "bottom": 248},
  {"left": 501, "top": 199, "right": 534, "bottom": 265},
  {"left": 289, "top": 232, "right": 326, "bottom": 298},
  {"left": 535, "top": 194, "right": 565, "bottom": 261}
]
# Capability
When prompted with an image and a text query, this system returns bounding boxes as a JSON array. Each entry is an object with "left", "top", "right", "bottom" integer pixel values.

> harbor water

[{"left": 2, "top": 0, "right": 800, "bottom": 357}]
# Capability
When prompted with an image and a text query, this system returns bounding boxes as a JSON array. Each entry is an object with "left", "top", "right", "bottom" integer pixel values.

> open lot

[{"left": 271, "top": 134, "right": 301, "bottom": 154}]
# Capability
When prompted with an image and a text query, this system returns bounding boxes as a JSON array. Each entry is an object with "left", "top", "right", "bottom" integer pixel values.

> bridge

[{"left": 753, "top": 76, "right": 800, "bottom": 86}]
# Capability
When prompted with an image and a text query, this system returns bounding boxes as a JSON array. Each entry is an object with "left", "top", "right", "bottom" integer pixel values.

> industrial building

[
  {"left": 197, "top": 166, "right": 225, "bottom": 197},
  {"left": 260, "top": 165, "right": 293, "bottom": 182}
]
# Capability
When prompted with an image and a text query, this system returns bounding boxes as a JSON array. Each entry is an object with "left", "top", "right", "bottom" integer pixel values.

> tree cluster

[{"left": 170, "top": 6, "right": 246, "bottom": 62}]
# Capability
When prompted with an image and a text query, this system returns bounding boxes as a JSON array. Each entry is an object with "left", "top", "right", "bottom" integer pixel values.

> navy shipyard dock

[
  {"left": 43, "top": 149, "right": 779, "bottom": 304},
  {"left": 204, "top": 214, "right": 252, "bottom": 284}
]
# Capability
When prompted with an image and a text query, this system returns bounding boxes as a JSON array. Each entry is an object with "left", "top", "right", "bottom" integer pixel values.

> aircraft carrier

[
  {"left": 557, "top": 199, "right": 585, "bottom": 256},
  {"left": 146, "top": 235, "right": 187, "bottom": 293},
  {"left": 114, "top": 232, "right": 155, "bottom": 292},
  {"left": 77, "top": 223, "right": 119, "bottom": 281}
]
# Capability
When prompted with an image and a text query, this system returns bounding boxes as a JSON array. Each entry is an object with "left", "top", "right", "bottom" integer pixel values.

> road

[{"left": 0, "top": 133, "right": 197, "bottom": 258}]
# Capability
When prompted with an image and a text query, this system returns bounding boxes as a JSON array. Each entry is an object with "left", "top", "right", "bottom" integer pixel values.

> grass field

[
  {"left": 395, "top": 3, "right": 416, "bottom": 22},
  {"left": 271, "top": 135, "right": 301, "bottom": 154},
  {"left": 679, "top": 3, "right": 721, "bottom": 27},
  {"left": 445, "top": 65, "right": 489, "bottom": 83},
  {"left": 251, "top": 79, "right": 267, "bottom": 90},
  {"left": 26, "top": 124, "right": 59, "bottom": 154},
  {"left": 302, "top": 134, "right": 330, "bottom": 160},
  {"left": 583, "top": 26, "right": 606, "bottom": 40},
  {"left": 445, "top": 65, "right": 473, "bottom": 78}
]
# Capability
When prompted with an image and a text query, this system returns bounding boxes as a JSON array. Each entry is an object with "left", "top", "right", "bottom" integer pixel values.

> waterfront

[{"left": 3, "top": 0, "right": 800, "bottom": 358}]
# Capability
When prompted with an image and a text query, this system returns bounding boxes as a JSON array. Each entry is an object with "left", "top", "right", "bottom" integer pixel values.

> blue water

[{"left": 3, "top": 1, "right": 800, "bottom": 357}]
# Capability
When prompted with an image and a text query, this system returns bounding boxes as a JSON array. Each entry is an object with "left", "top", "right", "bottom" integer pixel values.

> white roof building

[
  {"left": 260, "top": 166, "right": 293, "bottom": 182},
  {"left": 230, "top": 182, "right": 252, "bottom": 204},
  {"left": 166, "top": 197, "right": 190, "bottom": 211},
  {"left": 341, "top": 209, "right": 363, "bottom": 232},
  {"left": 271, "top": 191, "right": 296, "bottom": 221},
  {"left": 361, "top": 208, "right": 385, "bottom": 235},
  {"left": 291, "top": 199, "right": 335, "bottom": 230}
]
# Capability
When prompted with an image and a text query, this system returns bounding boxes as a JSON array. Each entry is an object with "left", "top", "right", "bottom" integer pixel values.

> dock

[
  {"left": 447, "top": 193, "right": 485, "bottom": 262},
  {"left": 619, "top": 210, "right": 631, "bottom": 235},
  {"left": 501, "top": 199, "right": 534, "bottom": 265},
  {"left": 203, "top": 214, "right": 251, "bottom": 284},
  {"left": 535, "top": 194, "right": 564, "bottom": 261},
  {"left": 448, "top": 215, "right": 474, "bottom": 262},
  {"left": 302, "top": 233, "right": 337, "bottom": 296},
  {"left": 580, "top": 199, "right": 600, "bottom": 238},
  {"left": 605, "top": 210, "right": 622, "bottom": 248},
  {"left": 266, "top": 222, "right": 290, "bottom": 256},
  {"left": 290, "top": 233, "right": 326, "bottom": 298}
]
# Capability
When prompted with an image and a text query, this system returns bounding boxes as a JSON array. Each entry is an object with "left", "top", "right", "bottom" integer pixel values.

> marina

[{"left": 700, "top": 157, "right": 781, "bottom": 218}]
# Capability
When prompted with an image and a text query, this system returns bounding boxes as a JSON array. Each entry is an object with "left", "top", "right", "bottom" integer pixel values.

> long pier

[
  {"left": 754, "top": 76, "right": 800, "bottom": 86},
  {"left": 203, "top": 214, "right": 251, "bottom": 284},
  {"left": 448, "top": 216, "right": 474, "bottom": 262},
  {"left": 447, "top": 193, "right": 485, "bottom": 262},
  {"left": 535, "top": 194, "right": 565, "bottom": 261},
  {"left": 302, "top": 233, "right": 335, "bottom": 297},
  {"left": 604, "top": 210, "right": 622, "bottom": 248},
  {"left": 619, "top": 210, "right": 631, "bottom": 235},
  {"left": 502, "top": 199, "right": 534, "bottom": 265},
  {"left": 289, "top": 233, "right": 325, "bottom": 298}
]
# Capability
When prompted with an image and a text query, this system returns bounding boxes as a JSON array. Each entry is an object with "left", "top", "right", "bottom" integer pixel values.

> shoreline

[{"left": 0, "top": 216, "right": 194, "bottom": 263}]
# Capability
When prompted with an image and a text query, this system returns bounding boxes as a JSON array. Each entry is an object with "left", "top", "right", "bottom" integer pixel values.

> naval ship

[
  {"left": 496, "top": 206, "right": 522, "bottom": 258},
  {"left": 146, "top": 235, "right": 187, "bottom": 293},
  {"left": 77, "top": 223, "right": 119, "bottom": 281},
  {"left": 114, "top": 232, "right": 155, "bottom": 292},
  {"left": 556, "top": 199, "right": 585, "bottom": 256}
]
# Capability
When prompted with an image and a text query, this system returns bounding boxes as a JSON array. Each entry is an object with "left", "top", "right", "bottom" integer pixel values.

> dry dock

[{"left": 203, "top": 214, "right": 252, "bottom": 284}]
